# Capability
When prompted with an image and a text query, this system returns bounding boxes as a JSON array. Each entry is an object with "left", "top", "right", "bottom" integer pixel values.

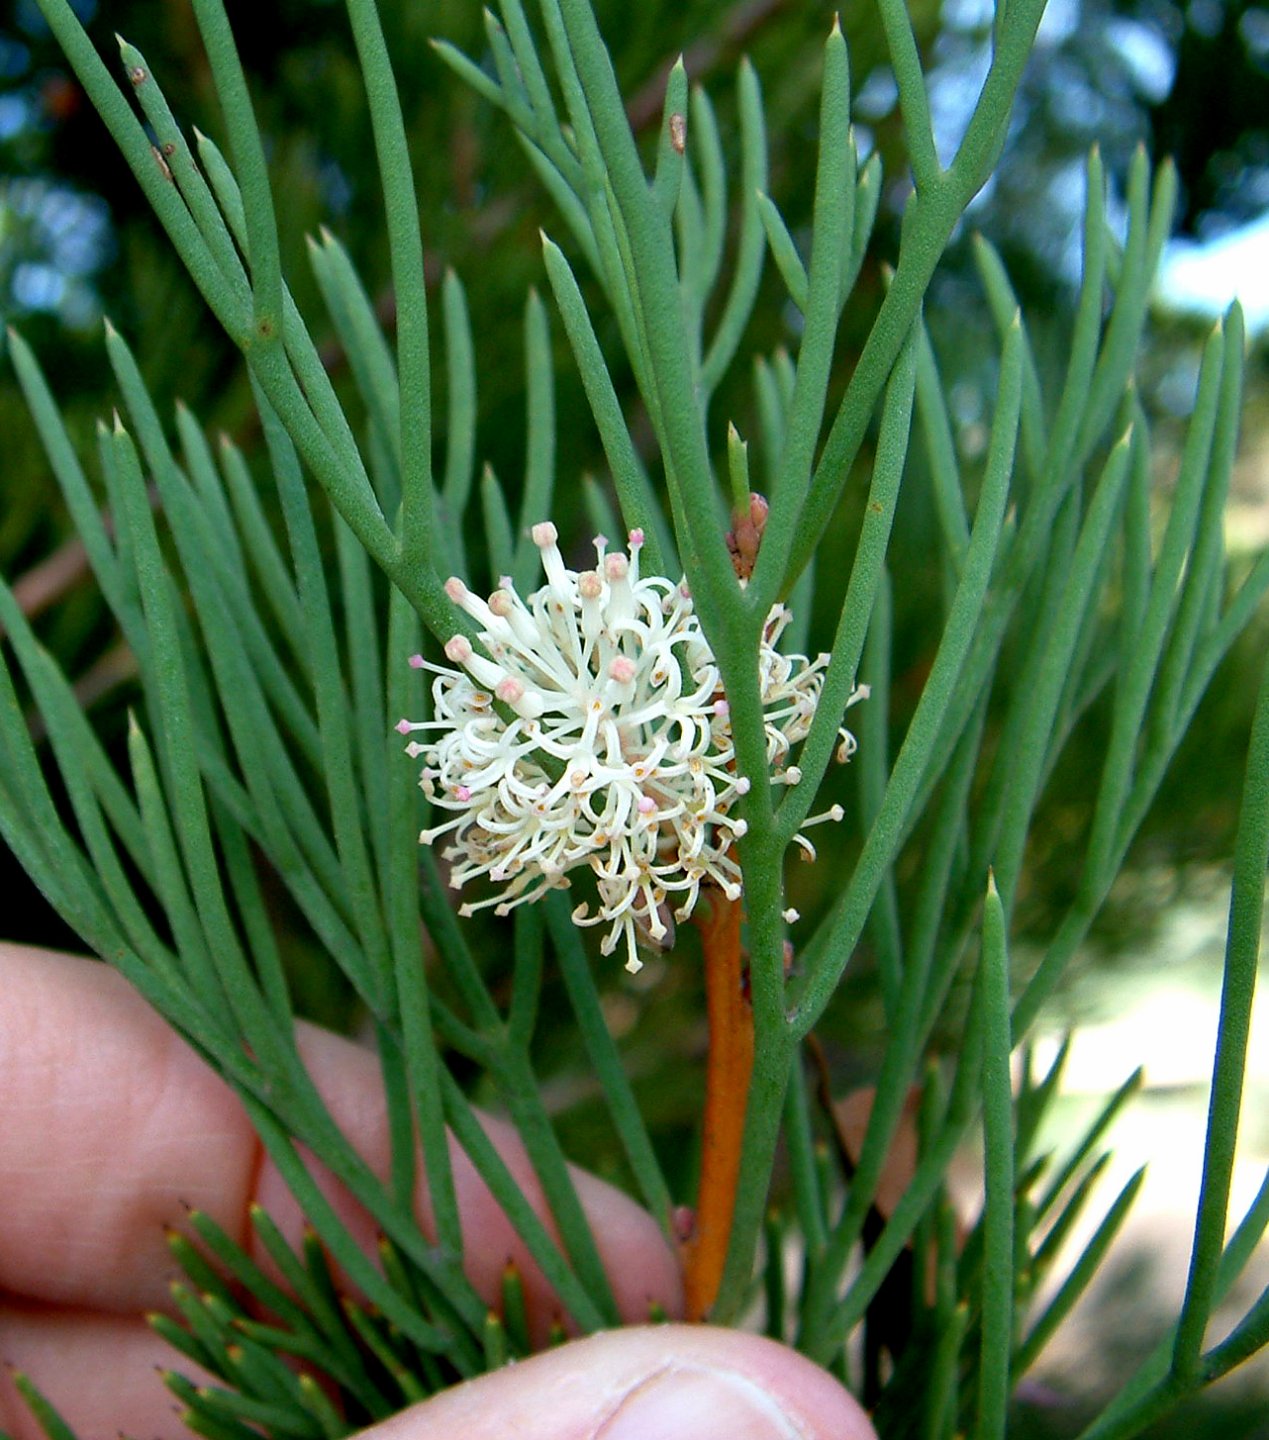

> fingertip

[
  {"left": 565, "top": 1175, "right": 684, "bottom": 1323},
  {"left": 357, "top": 1326, "right": 875, "bottom": 1440}
]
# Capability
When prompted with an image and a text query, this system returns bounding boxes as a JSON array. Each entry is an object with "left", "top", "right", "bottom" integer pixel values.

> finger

[
  {"left": 0, "top": 1320, "right": 877, "bottom": 1440},
  {"left": 356, "top": 1326, "right": 878, "bottom": 1440},
  {"left": 0, "top": 944, "right": 251, "bottom": 1314},
  {"left": 0, "top": 945, "right": 682, "bottom": 1323},
  {"left": 0, "top": 1303, "right": 194, "bottom": 1440},
  {"left": 251, "top": 1023, "right": 681, "bottom": 1334}
]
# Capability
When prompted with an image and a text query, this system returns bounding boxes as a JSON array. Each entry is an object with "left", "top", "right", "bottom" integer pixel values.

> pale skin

[{"left": 0, "top": 943, "right": 876, "bottom": 1440}]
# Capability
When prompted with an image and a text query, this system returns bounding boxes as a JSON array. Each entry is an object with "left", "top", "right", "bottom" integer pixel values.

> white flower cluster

[{"left": 397, "top": 523, "right": 866, "bottom": 973}]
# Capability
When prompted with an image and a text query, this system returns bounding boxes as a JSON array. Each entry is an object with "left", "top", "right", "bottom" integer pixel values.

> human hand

[{"left": 0, "top": 943, "right": 876, "bottom": 1440}]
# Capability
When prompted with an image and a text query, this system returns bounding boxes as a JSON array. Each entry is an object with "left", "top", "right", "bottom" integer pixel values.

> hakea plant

[
  {"left": 400, "top": 520, "right": 862, "bottom": 972},
  {"left": 3, "top": 0, "right": 1269, "bottom": 1438}
]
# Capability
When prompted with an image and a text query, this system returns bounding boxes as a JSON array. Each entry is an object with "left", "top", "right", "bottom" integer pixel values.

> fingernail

[{"left": 597, "top": 1363, "right": 802, "bottom": 1440}]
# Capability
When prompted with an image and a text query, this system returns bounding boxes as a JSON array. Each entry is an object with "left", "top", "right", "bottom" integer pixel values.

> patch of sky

[
  {"left": 1185, "top": 0, "right": 1225, "bottom": 39},
  {"left": 319, "top": 159, "right": 353, "bottom": 216},
  {"left": 1105, "top": 17, "right": 1177, "bottom": 101},
  {"left": 0, "top": 35, "right": 30, "bottom": 79},
  {"left": 5, "top": 180, "right": 111, "bottom": 275},
  {"left": 924, "top": 0, "right": 1080, "bottom": 171},
  {"left": 1, "top": 179, "right": 111, "bottom": 327},
  {"left": 927, "top": 42, "right": 992, "bottom": 168},
  {"left": 12, "top": 0, "right": 50, "bottom": 37},
  {"left": 1241, "top": 6, "right": 1269, "bottom": 59},
  {"left": 781, "top": 296, "right": 805, "bottom": 337},
  {"left": 1209, "top": 157, "right": 1269, "bottom": 223},
  {"left": 1045, "top": 155, "right": 1130, "bottom": 285},
  {"left": 1156, "top": 208, "right": 1269, "bottom": 334},
  {"left": 1048, "top": 58, "right": 1109, "bottom": 137},
  {"left": 949, "top": 375, "right": 984, "bottom": 427},
  {"left": 12, "top": 260, "right": 65, "bottom": 311},
  {"left": 965, "top": 169, "right": 997, "bottom": 215},
  {"left": 13, "top": 0, "right": 95, "bottom": 36},
  {"left": 0, "top": 94, "right": 30, "bottom": 142},
  {"left": 853, "top": 65, "right": 897, "bottom": 122},
  {"left": 1152, "top": 346, "right": 1205, "bottom": 417},
  {"left": 941, "top": 0, "right": 993, "bottom": 29},
  {"left": 1036, "top": 0, "right": 1083, "bottom": 45},
  {"left": 922, "top": 0, "right": 1169, "bottom": 282}
]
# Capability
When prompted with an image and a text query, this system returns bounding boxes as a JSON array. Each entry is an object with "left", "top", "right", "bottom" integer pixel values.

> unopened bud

[{"left": 726, "top": 490, "right": 770, "bottom": 581}]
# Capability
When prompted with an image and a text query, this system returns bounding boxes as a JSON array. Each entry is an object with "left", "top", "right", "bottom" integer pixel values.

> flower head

[{"left": 398, "top": 524, "right": 865, "bottom": 972}]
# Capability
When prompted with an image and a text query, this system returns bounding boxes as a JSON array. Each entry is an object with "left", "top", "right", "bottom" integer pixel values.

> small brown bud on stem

[{"left": 726, "top": 492, "right": 770, "bottom": 581}]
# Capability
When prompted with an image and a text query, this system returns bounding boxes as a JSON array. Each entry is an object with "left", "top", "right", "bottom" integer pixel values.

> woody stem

[{"left": 684, "top": 889, "right": 754, "bottom": 1320}]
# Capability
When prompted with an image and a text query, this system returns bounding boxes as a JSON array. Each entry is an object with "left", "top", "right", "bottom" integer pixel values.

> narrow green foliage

[
  {"left": 480, "top": 464, "right": 517, "bottom": 581},
  {"left": 763, "top": 1209, "right": 789, "bottom": 1341},
  {"left": 512, "top": 289, "right": 558, "bottom": 588},
  {"left": 500, "top": 1263, "right": 532, "bottom": 1357},
  {"left": 6, "top": 1374, "right": 78, "bottom": 1440},
  {"left": 1174, "top": 640, "right": 1269, "bottom": 1376},
  {"left": 977, "top": 877, "right": 1014, "bottom": 1440},
  {"left": 342, "top": 0, "right": 435, "bottom": 568},
  {"left": 6, "top": 3, "right": 1269, "bottom": 1439},
  {"left": 441, "top": 269, "right": 476, "bottom": 556},
  {"left": 757, "top": 193, "right": 809, "bottom": 314},
  {"left": 1016, "top": 1167, "right": 1146, "bottom": 1376}
]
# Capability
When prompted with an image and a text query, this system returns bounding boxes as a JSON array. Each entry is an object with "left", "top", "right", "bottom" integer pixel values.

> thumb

[{"left": 356, "top": 1325, "right": 876, "bottom": 1440}]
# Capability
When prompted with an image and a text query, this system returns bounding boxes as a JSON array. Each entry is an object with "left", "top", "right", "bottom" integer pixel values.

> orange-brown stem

[{"left": 683, "top": 889, "right": 753, "bottom": 1321}]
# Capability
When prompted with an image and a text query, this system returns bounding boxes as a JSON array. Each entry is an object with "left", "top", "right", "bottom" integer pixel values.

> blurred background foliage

[
  {"left": 2, "top": 0, "right": 1269, "bottom": 1430},
  {"left": 4, "top": 0, "right": 1268, "bottom": 942}
]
